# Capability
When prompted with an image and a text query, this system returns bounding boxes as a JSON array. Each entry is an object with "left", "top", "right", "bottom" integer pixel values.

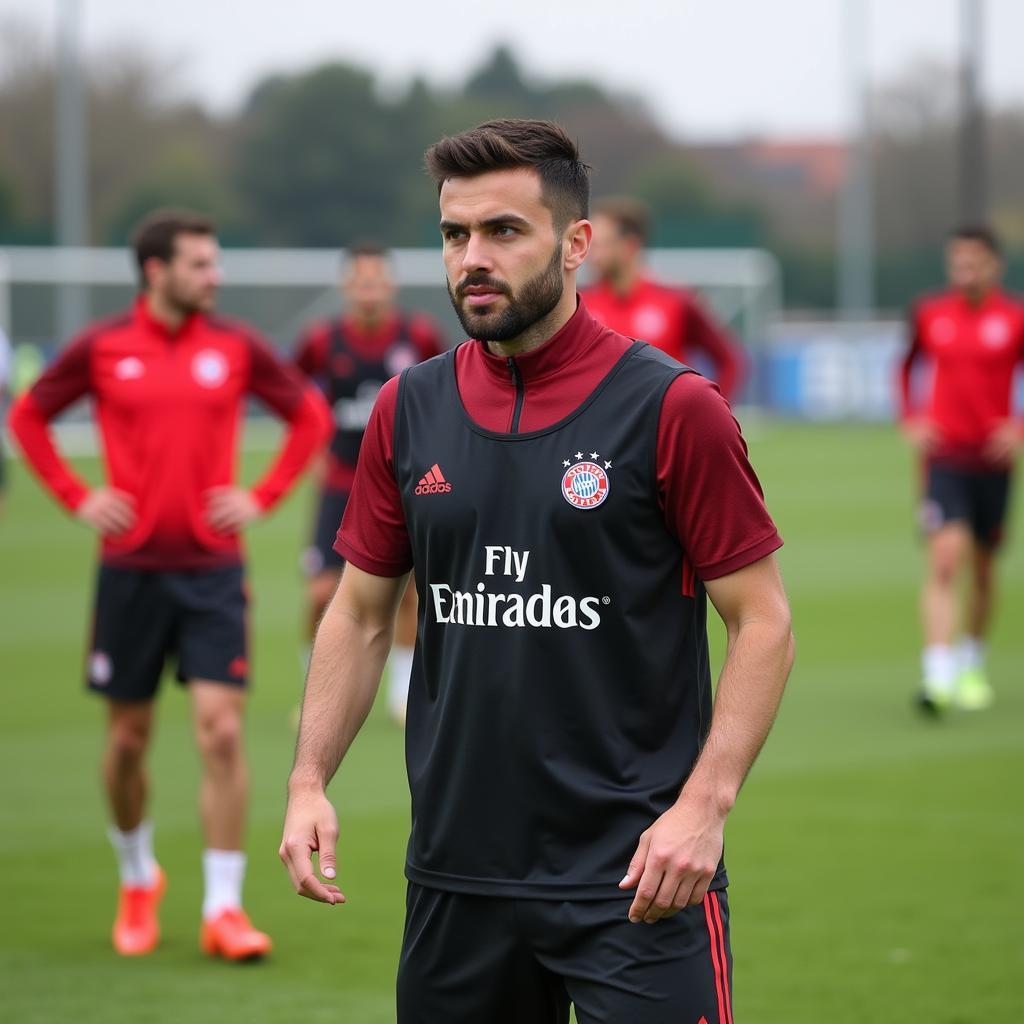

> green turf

[{"left": 1, "top": 422, "right": 1022, "bottom": 1023}]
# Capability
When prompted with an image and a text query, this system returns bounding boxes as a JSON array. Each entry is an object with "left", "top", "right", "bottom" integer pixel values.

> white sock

[
  {"left": 957, "top": 636, "right": 986, "bottom": 672},
  {"left": 923, "top": 644, "right": 957, "bottom": 697},
  {"left": 202, "top": 849, "right": 246, "bottom": 920},
  {"left": 108, "top": 821, "right": 158, "bottom": 888},
  {"left": 388, "top": 645, "right": 414, "bottom": 720}
]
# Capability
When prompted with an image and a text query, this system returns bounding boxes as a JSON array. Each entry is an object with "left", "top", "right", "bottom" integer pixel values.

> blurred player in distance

[
  {"left": 8, "top": 209, "right": 331, "bottom": 958},
  {"left": 293, "top": 243, "right": 446, "bottom": 725},
  {"left": 582, "top": 196, "right": 745, "bottom": 402},
  {"left": 280, "top": 119, "right": 794, "bottom": 1022},
  {"left": 900, "top": 225, "right": 1024, "bottom": 713}
]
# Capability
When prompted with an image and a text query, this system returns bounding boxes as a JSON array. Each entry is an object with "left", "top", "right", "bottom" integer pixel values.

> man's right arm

[
  {"left": 7, "top": 332, "right": 137, "bottom": 531},
  {"left": 898, "top": 303, "right": 938, "bottom": 452},
  {"left": 279, "top": 563, "right": 408, "bottom": 905}
]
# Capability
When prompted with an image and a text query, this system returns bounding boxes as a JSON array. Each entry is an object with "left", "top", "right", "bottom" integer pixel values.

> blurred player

[
  {"left": 8, "top": 210, "right": 331, "bottom": 958},
  {"left": 293, "top": 243, "right": 446, "bottom": 725},
  {"left": 0, "top": 325, "right": 10, "bottom": 516},
  {"left": 280, "top": 120, "right": 794, "bottom": 1023},
  {"left": 900, "top": 225, "right": 1024, "bottom": 713},
  {"left": 582, "top": 196, "right": 745, "bottom": 402}
]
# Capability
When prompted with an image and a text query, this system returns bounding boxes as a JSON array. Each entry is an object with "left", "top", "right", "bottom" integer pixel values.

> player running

[
  {"left": 582, "top": 195, "right": 745, "bottom": 402},
  {"left": 900, "top": 225, "right": 1024, "bottom": 714},
  {"left": 293, "top": 243, "right": 446, "bottom": 724},
  {"left": 280, "top": 120, "right": 794, "bottom": 1023},
  {"left": 9, "top": 210, "right": 331, "bottom": 959}
]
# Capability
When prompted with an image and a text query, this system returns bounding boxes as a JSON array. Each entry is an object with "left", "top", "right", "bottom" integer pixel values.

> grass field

[{"left": 1, "top": 421, "right": 1022, "bottom": 1024}]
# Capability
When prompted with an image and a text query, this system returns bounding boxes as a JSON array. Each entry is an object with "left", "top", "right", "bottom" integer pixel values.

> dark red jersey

[
  {"left": 293, "top": 311, "right": 446, "bottom": 493},
  {"left": 335, "top": 302, "right": 780, "bottom": 587},
  {"left": 581, "top": 277, "right": 745, "bottom": 401},
  {"left": 899, "top": 288, "right": 1024, "bottom": 467},
  {"left": 9, "top": 298, "right": 332, "bottom": 570}
]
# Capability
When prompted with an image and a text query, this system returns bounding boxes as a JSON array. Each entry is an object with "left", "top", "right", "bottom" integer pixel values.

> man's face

[
  {"left": 946, "top": 238, "right": 1000, "bottom": 297},
  {"left": 150, "top": 233, "right": 222, "bottom": 314},
  {"left": 344, "top": 255, "right": 396, "bottom": 321},
  {"left": 588, "top": 213, "right": 640, "bottom": 281},
  {"left": 439, "top": 168, "right": 578, "bottom": 342}
]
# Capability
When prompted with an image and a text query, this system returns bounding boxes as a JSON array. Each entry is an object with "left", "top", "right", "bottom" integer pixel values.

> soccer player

[
  {"left": 293, "top": 243, "right": 446, "bottom": 724},
  {"left": 9, "top": 210, "right": 331, "bottom": 959},
  {"left": 279, "top": 120, "right": 794, "bottom": 1023},
  {"left": 582, "top": 195, "right": 746, "bottom": 402},
  {"left": 900, "top": 225, "right": 1024, "bottom": 713}
]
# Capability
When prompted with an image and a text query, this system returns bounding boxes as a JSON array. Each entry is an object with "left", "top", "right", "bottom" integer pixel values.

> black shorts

[
  {"left": 397, "top": 884, "right": 734, "bottom": 1024},
  {"left": 301, "top": 489, "right": 349, "bottom": 577},
  {"left": 921, "top": 462, "right": 1012, "bottom": 548},
  {"left": 87, "top": 564, "right": 249, "bottom": 702}
]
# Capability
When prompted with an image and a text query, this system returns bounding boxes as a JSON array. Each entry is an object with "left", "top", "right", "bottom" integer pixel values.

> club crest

[{"left": 561, "top": 451, "right": 611, "bottom": 510}]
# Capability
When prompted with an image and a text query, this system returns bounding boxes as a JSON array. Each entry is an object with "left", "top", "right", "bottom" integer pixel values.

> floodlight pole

[
  {"left": 55, "top": 0, "right": 89, "bottom": 344},
  {"left": 958, "top": 0, "right": 987, "bottom": 224},
  {"left": 837, "top": 0, "right": 875, "bottom": 320}
]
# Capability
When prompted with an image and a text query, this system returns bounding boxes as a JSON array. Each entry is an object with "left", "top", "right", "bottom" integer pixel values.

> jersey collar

[
  {"left": 133, "top": 295, "right": 199, "bottom": 340},
  {"left": 473, "top": 299, "right": 612, "bottom": 385}
]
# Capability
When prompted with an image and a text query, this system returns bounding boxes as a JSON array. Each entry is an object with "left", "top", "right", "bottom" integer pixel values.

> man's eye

[{"left": 494, "top": 226, "right": 516, "bottom": 237}]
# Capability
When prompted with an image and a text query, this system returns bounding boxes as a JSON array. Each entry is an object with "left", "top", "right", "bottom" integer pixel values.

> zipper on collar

[{"left": 507, "top": 357, "right": 525, "bottom": 433}]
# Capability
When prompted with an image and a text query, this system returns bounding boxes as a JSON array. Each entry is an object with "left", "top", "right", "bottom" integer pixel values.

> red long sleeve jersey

[
  {"left": 9, "top": 298, "right": 331, "bottom": 570},
  {"left": 335, "top": 303, "right": 780, "bottom": 589},
  {"left": 581, "top": 278, "right": 745, "bottom": 402},
  {"left": 899, "top": 289, "right": 1024, "bottom": 467}
]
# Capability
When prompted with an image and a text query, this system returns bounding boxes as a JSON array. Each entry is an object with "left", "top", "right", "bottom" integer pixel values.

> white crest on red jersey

[
  {"left": 191, "top": 349, "right": 229, "bottom": 388},
  {"left": 981, "top": 315, "right": 1011, "bottom": 349},
  {"left": 632, "top": 305, "right": 668, "bottom": 340},
  {"left": 114, "top": 356, "right": 145, "bottom": 381}
]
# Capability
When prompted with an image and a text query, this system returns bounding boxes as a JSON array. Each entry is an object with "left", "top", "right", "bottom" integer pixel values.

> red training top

[
  {"left": 293, "top": 310, "right": 446, "bottom": 493},
  {"left": 899, "top": 288, "right": 1024, "bottom": 468},
  {"left": 335, "top": 302, "right": 780, "bottom": 590},
  {"left": 581, "top": 277, "right": 745, "bottom": 402},
  {"left": 9, "top": 297, "right": 332, "bottom": 570}
]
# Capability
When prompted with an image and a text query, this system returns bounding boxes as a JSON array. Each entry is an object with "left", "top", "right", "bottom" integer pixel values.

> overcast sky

[{"left": 3, "top": 0, "right": 1023, "bottom": 139}]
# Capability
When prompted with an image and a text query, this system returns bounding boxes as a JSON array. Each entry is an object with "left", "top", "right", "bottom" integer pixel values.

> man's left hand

[
  {"left": 205, "top": 487, "right": 262, "bottom": 534},
  {"left": 619, "top": 792, "right": 726, "bottom": 924},
  {"left": 983, "top": 420, "right": 1024, "bottom": 464}
]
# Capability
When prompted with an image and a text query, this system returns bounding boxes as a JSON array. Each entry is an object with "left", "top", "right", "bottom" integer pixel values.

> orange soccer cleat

[
  {"left": 112, "top": 867, "right": 166, "bottom": 956},
  {"left": 200, "top": 908, "right": 273, "bottom": 961}
]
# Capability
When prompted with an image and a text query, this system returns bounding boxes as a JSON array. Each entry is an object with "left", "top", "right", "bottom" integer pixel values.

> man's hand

[
  {"left": 279, "top": 784, "right": 346, "bottom": 905},
  {"left": 618, "top": 791, "right": 726, "bottom": 924},
  {"left": 205, "top": 487, "right": 261, "bottom": 534},
  {"left": 983, "top": 419, "right": 1023, "bottom": 464},
  {"left": 902, "top": 417, "right": 940, "bottom": 454},
  {"left": 77, "top": 488, "right": 137, "bottom": 536}
]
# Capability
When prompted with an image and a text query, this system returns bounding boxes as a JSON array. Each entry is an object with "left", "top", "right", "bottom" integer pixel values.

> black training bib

[
  {"left": 327, "top": 318, "right": 419, "bottom": 466},
  {"left": 394, "top": 340, "right": 723, "bottom": 898}
]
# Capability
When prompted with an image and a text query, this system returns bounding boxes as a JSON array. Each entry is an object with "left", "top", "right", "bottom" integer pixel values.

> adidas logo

[{"left": 415, "top": 463, "right": 452, "bottom": 495}]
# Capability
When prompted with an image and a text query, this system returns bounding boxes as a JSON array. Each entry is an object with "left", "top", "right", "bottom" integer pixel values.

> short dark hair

[
  {"left": 593, "top": 196, "right": 651, "bottom": 245},
  {"left": 344, "top": 240, "right": 390, "bottom": 263},
  {"left": 424, "top": 118, "right": 590, "bottom": 228},
  {"left": 131, "top": 209, "right": 215, "bottom": 287},
  {"left": 949, "top": 224, "right": 1002, "bottom": 256}
]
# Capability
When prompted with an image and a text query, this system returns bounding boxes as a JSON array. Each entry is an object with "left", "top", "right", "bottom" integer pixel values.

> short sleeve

[{"left": 657, "top": 373, "right": 782, "bottom": 580}]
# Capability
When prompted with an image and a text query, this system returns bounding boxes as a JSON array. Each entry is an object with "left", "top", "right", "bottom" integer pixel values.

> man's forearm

[
  {"left": 289, "top": 594, "right": 394, "bottom": 791},
  {"left": 683, "top": 615, "right": 794, "bottom": 811}
]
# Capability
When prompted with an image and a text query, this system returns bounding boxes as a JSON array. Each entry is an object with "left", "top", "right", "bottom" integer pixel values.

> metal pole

[
  {"left": 55, "top": 0, "right": 89, "bottom": 344},
  {"left": 837, "top": 0, "right": 874, "bottom": 320},
  {"left": 958, "top": 0, "right": 986, "bottom": 223}
]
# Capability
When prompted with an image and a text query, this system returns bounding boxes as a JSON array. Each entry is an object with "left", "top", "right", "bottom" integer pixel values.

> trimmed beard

[{"left": 448, "top": 243, "right": 564, "bottom": 343}]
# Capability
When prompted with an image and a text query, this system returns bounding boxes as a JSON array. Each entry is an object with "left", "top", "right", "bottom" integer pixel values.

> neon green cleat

[{"left": 955, "top": 668, "right": 994, "bottom": 711}]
